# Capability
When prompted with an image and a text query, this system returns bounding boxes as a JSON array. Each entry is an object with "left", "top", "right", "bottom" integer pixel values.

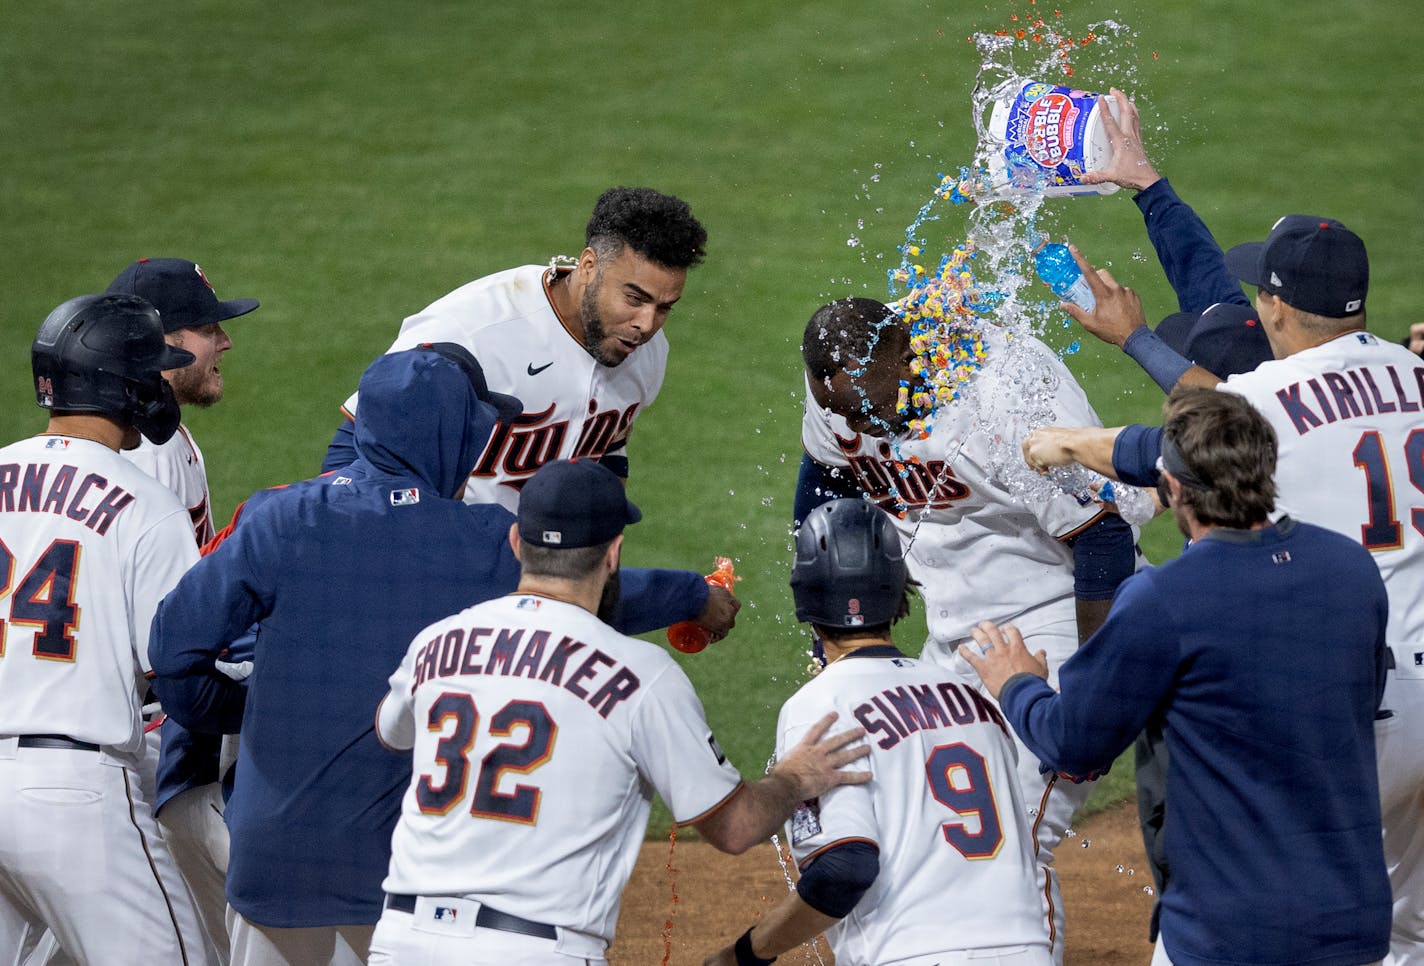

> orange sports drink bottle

[{"left": 666, "top": 557, "right": 737, "bottom": 654}]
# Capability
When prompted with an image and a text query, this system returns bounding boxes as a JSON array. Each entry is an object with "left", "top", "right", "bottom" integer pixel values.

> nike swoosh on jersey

[{"left": 527, "top": 362, "right": 554, "bottom": 376}]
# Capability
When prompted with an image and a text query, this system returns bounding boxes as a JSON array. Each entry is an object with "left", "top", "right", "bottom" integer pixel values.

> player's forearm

[
  {"left": 694, "top": 772, "right": 804, "bottom": 854},
  {"left": 742, "top": 895, "right": 840, "bottom": 963}
]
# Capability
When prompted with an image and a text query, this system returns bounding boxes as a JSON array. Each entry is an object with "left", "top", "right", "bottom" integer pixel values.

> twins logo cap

[
  {"left": 106, "top": 258, "right": 260, "bottom": 333},
  {"left": 518, "top": 459, "right": 641, "bottom": 549},
  {"left": 1224, "top": 215, "right": 1368, "bottom": 318},
  {"left": 1154, "top": 301, "right": 1273, "bottom": 378}
]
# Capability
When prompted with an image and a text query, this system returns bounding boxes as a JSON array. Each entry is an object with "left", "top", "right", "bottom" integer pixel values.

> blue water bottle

[{"left": 1034, "top": 242, "right": 1096, "bottom": 311}]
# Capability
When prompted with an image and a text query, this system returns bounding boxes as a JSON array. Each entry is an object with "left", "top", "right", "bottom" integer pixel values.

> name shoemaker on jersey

[
  {"left": 0, "top": 450, "right": 140, "bottom": 535},
  {"left": 406, "top": 600, "right": 641, "bottom": 718},
  {"left": 854, "top": 664, "right": 1012, "bottom": 751}
]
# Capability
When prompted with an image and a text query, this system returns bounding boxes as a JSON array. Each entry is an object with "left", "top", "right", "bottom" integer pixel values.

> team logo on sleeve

[{"left": 790, "top": 799, "right": 822, "bottom": 846}]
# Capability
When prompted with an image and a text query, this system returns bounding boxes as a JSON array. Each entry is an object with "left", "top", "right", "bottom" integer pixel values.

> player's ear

[
  {"left": 509, "top": 522, "right": 522, "bottom": 560},
  {"left": 605, "top": 534, "right": 624, "bottom": 573},
  {"left": 578, "top": 246, "right": 599, "bottom": 277}
]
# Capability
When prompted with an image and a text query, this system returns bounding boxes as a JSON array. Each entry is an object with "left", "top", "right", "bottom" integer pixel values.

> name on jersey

[
  {"left": 855, "top": 679, "right": 1008, "bottom": 751},
  {"left": 835, "top": 434, "right": 970, "bottom": 513},
  {"left": 0, "top": 462, "right": 135, "bottom": 535},
  {"left": 1275, "top": 363, "right": 1424, "bottom": 436},
  {"left": 472, "top": 401, "right": 639, "bottom": 490},
  {"left": 410, "top": 624, "right": 640, "bottom": 719}
]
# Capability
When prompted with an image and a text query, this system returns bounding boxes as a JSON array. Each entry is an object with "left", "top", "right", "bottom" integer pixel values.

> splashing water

[{"left": 827, "top": 8, "right": 1155, "bottom": 535}]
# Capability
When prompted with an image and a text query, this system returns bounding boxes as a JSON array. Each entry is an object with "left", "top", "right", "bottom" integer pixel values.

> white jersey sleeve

[{"left": 121, "top": 425, "right": 214, "bottom": 546}]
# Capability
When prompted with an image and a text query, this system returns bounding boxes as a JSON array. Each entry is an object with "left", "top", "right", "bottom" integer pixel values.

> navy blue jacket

[
  {"left": 1000, "top": 519, "right": 1391, "bottom": 966},
  {"left": 149, "top": 350, "right": 700, "bottom": 927}
]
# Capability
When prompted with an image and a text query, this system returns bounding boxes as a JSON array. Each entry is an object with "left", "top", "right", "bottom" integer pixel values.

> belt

[
  {"left": 17, "top": 735, "right": 101, "bottom": 752},
  {"left": 384, "top": 893, "right": 557, "bottom": 940}
]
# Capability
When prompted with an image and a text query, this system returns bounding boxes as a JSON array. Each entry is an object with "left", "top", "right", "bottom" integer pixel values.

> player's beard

[
  {"left": 597, "top": 568, "right": 621, "bottom": 624},
  {"left": 580, "top": 271, "right": 624, "bottom": 368},
  {"left": 167, "top": 364, "right": 222, "bottom": 409}
]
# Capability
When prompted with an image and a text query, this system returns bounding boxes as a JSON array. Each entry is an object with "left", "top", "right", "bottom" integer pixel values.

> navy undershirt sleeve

[
  {"left": 793, "top": 454, "right": 863, "bottom": 530},
  {"left": 795, "top": 841, "right": 880, "bottom": 918},
  {"left": 1066, "top": 513, "right": 1136, "bottom": 600},
  {"left": 1111, "top": 425, "right": 1165, "bottom": 488}
]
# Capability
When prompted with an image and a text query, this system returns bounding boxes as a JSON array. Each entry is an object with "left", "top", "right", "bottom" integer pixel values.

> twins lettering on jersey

[
  {"left": 0, "top": 462, "right": 135, "bottom": 535},
  {"left": 834, "top": 433, "right": 971, "bottom": 513},
  {"left": 855, "top": 678, "right": 1009, "bottom": 750},
  {"left": 410, "top": 623, "right": 641, "bottom": 719},
  {"left": 1275, "top": 362, "right": 1424, "bottom": 436},
  {"left": 472, "top": 401, "right": 639, "bottom": 491}
]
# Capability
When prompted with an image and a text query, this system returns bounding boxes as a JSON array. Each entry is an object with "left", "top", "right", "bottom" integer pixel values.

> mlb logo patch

[
  {"left": 1271, "top": 551, "right": 1291, "bottom": 565},
  {"left": 333, "top": 476, "right": 352, "bottom": 486},
  {"left": 434, "top": 906, "right": 457, "bottom": 922},
  {"left": 390, "top": 488, "right": 420, "bottom": 507},
  {"left": 44, "top": 437, "right": 69, "bottom": 450},
  {"left": 790, "top": 799, "right": 822, "bottom": 846},
  {"left": 541, "top": 530, "right": 563, "bottom": 545},
  {"left": 516, "top": 597, "right": 542, "bottom": 610}
]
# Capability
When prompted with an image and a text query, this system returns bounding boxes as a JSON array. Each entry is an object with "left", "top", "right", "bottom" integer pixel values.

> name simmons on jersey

[
  {"left": 855, "top": 673, "right": 1009, "bottom": 750},
  {"left": 833, "top": 432, "right": 971, "bottom": 513},
  {"left": 408, "top": 621, "right": 640, "bottom": 719},
  {"left": 0, "top": 461, "right": 137, "bottom": 535},
  {"left": 474, "top": 401, "right": 639, "bottom": 492},
  {"left": 1273, "top": 360, "right": 1424, "bottom": 435}
]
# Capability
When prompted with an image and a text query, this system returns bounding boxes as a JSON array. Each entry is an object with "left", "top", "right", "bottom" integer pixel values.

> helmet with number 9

[
  {"left": 791, "top": 498, "right": 909, "bottom": 628},
  {"left": 31, "top": 293, "right": 196, "bottom": 444}
]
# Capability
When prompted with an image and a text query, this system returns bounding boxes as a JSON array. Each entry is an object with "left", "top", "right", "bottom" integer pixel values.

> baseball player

[
  {"left": 323, "top": 186, "right": 707, "bottom": 512},
  {"left": 967, "top": 388, "right": 1392, "bottom": 966},
  {"left": 368, "top": 459, "right": 871, "bottom": 966},
  {"left": 1026, "top": 219, "right": 1424, "bottom": 966},
  {"left": 106, "top": 255, "right": 258, "bottom": 965},
  {"left": 708, "top": 499, "right": 1051, "bottom": 966},
  {"left": 0, "top": 293, "right": 212, "bottom": 964},
  {"left": 106, "top": 257, "right": 258, "bottom": 546},
  {"left": 795, "top": 296, "right": 1137, "bottom": 963}
]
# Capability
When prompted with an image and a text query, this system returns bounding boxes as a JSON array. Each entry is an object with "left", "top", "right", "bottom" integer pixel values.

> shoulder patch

[{"left": 790, "top": 798, "right": 822, "bottom": 846}]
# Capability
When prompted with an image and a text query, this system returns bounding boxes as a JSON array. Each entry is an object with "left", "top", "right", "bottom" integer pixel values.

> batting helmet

[
  {"left": 791, "top": 498, "right": 908, "bottom": 628},
  {"left": 32, "top": 293, "right": 195, "bottom": 445}
]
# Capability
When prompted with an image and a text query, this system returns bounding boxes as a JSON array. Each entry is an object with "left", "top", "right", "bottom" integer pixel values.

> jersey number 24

[{"left": 0, "top": 539, "right": 81, "bottom": 662}]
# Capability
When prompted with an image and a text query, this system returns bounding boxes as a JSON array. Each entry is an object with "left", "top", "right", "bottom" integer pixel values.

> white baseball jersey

[
  {"left": 779, "top": 647, "right": 1050, "bottom": 964},
  {"left": 803, "top": 325, "right": 1106, "bottom": 653},
  {"left": 343, "top": 265, "right": 668, "bottom": 512},
  {"left": 0, "top": 435, "right": 199, "bottom": 753},
  {"left": 1221, "top": 332, "right": 1424, "bottom": 676},
  {"left": 376, "top": 592, "right": 742, "bottom": 951},
  {"left": 122, "top": 423, "right": 214, "bottom": 546}
]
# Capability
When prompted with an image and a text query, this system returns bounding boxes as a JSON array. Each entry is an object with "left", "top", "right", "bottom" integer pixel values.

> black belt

[
  {"left": 384, "top": 893, "right": 557, "bottom": 940},
  {"left": 17, "top": 735, "right": 101, "bottom": 752}
]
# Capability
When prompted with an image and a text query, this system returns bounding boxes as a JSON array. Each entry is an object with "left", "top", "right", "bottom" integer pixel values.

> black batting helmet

[
  {"left": 32, "top": 293, "right": 195, "bottom": 444},
  {"left": 791, "top": 498, "right": 909, "bottom": 628}
]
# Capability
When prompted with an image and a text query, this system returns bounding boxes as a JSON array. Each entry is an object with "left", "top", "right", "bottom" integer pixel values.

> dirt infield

[{"left": 611, "top": 801, "right": 1155, "bottom": 965}]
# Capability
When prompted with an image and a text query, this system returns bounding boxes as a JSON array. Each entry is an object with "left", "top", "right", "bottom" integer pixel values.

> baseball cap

[
  {"left": 105, "top": 258, "right": 259, "bottom": 333},
  {"left": 1155, "top": 302, "right": 1273, "bottom": 378},
  {"left": 1224, "top": 215, "right": 1368, "bottom": 318},
  {"left": 518, "top": 459, "right": 641, "bottom": 549},
  {"left": 416, "top": 342, "right": 523, "bottom": 423}
]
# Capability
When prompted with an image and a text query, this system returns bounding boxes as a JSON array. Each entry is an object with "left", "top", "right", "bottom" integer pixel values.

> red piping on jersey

[
  {"left": 797, "top": 837, "right": 880, "bottom": 872},
  {"left": 1033, "top": 775, "right": 1058, "bottom": 951},
  {"left": 1055, "top": 505, "right": 1111, "bottom": 543},
  {"left": 676, "top": 780, "right": 748, "bottom": 828},
  {"left": 543, "top": 267, "right": 585, "bottom": 348}
]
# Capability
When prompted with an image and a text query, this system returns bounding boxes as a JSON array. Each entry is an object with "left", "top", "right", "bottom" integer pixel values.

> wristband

[
  {"left": 733, "top": 927, "right": 777, "bottom": 966},
  {"left": 1122, "top": 326, "right": 1192, "bottom": 394}
]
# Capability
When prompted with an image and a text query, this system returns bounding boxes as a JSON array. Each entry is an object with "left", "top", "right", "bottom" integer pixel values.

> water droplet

[
  {"left": 1080, "top": 839, "right": 1091, "bottom": 848},
  {"left": 847, "top": 237, "right": 862, "bottom": 248},
  {"left": 1143, "top": 886, "right": 1155, "bottom": 895},
  {"left": 1063, "top": 828, "right": 1076, "bottom": 838},
  {"left": 1115, "top": 864, "right": 1124, "bottom": 874},
  {"left": 1126, "top": 868, "right": 1135, "bottom": 877}
]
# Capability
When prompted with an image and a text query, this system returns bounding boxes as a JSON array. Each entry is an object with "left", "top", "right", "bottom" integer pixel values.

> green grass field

[{"left": 4, "top": 0, "right": 1421, "bottom": 829}]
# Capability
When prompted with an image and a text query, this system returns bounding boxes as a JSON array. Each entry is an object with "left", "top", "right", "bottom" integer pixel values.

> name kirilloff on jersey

[
  {"left": 471, "top": 400, "right": 640, "bottom": 493},
  {"left": 833, "top": 431, "right": 971, "bottom": 515}
]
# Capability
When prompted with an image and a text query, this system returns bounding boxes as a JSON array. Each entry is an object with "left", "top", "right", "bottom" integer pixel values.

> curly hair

[{"left": 585, "top": 187, "right": 707, "bottom": 269}]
